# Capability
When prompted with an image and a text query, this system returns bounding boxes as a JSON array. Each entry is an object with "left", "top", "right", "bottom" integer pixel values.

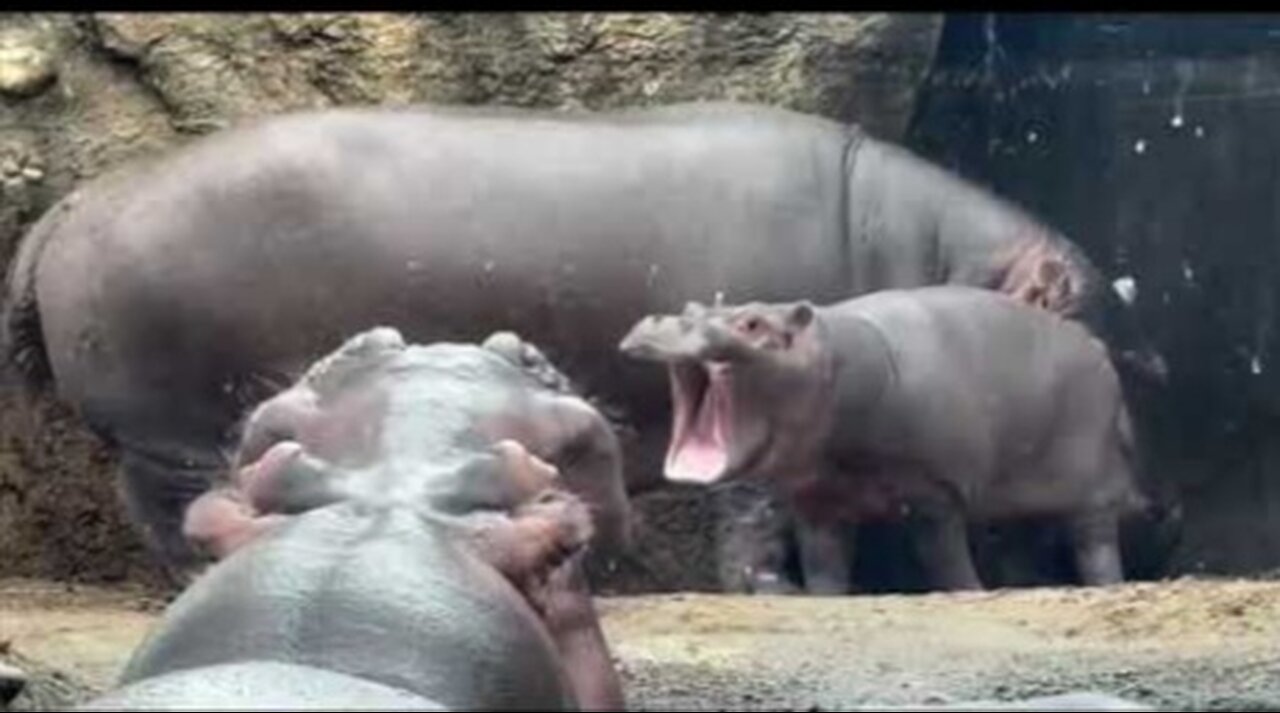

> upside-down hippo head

[
  {"left": 182, "top": 327, "right": 625, "bottom": 709},
  {"left": 618, "top": 300, "right": 837, "bottom": 486},
  {"left": 211, "top": 326, "right": 630, "bottom": 555}
]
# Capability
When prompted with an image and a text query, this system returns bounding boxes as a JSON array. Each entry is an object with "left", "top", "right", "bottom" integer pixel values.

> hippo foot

[{"left": 0, "top": 661, "right": 28, "bottom": 705}]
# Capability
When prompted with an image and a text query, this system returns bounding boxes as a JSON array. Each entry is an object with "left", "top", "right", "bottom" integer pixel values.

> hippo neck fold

[{"left": 826, "top": 311, "right": 898, "bottom": 439}]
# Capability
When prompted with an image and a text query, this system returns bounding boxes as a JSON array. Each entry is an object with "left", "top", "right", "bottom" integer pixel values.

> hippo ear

[
  {"left": 787, "top": 302, "right": 816, "bottom": 330},
  {"left": 184, "top": 487, "right": 289, "bottom": 560},
  {"left": 1036, "top": 257, "right": 1066, "bottom": 286}
]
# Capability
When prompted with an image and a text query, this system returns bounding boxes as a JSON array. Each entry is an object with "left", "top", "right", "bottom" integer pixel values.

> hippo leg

[
  {"left": 795, "top": 519, "right": 852, "bottom": 595},
  {"left": 714, "top": 484, "right": 799, "bottom": 594},
  {"left": 1069, "top": 508, "right": 1124, "bottom": 586},
  {"left": 909, "top": 498, "right": 983, "bottom": 591},
  {"left": 118, "top": 449, "right": 219, "bottom": 579}
]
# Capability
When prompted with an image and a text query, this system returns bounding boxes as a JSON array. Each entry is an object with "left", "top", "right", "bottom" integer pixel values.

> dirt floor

[{"left": 2, "top": 577, "right": 1279, "bottom": 711}]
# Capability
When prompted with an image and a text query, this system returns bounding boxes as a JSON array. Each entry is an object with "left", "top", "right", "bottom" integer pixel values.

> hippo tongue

[{"left": 666, "top": 364, "right": 730, "bottom": 484}]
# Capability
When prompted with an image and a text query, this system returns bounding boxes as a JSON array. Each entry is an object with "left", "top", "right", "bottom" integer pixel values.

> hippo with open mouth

[{"left": 620, "top": 286, "right": 1145, "bottom": 593}]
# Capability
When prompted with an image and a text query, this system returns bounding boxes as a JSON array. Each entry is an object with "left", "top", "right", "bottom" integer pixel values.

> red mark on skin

[
  {"left": 791, "top": 476, "right": 897, "bottom": 525},
  {"left": 788, "top": 459, "right": 934, "bottom": 526}
]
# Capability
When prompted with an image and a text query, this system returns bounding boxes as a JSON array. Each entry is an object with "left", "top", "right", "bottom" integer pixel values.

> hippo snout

[{"left": 618, "top": 315, "right": 668, "bottom": 360}]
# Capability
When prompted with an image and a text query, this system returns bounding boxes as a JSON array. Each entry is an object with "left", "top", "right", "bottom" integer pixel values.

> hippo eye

[{"left": 740, "top": 317, "right": 762, "bottom": 333}]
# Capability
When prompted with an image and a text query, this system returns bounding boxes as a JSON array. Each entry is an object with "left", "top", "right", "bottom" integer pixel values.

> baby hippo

[
  {"left": 620, "top": 285, "right": 1145, "bottom": 594},
  {"left": 80, "top": 328, "right": 625, "bottom": 710}
]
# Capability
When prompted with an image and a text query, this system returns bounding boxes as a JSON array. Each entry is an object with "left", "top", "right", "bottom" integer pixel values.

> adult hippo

[
  {"left": 81, "top": 327, "right": 624, "bottom": 710},
  {"left": 619, "top": 286, "right": 1145, "bottom": 593},
  {"left": 0, "top": 101, "right": 1162, "bottom": 578}
]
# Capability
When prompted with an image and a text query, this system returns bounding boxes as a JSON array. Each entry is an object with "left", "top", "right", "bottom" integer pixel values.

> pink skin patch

[
  {"left": 183, "top": 489, "right": 287, "bottom": 560},
  {"left": 664, "top": 362, "right": 732, "bottom": 484},
  {"left": 236, "top": 441, "right": 305, "bottom": 511},
  {"left": 183, "top": 440, "right": 306, "bottom": 560}
]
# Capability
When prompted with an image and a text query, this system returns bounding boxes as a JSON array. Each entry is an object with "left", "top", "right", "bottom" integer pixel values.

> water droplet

[
  {"left": 1026, "top": 130, "right": 1039, "bottom": 144},
  {"left": 1133, "top": 139, "right": 1148, "bottom": 154},
  {"left": 406, "top": 259, "right": 421, "bottom": 272},
  {"left": 1170, "top": 114, "right": 1184, "bottom": 128},
  {"left": 1182, "top": 261, "right": 1195, "bottom": 282},
  {"left": 1252, "top": 356, "right": 1264, "bottom": 375},
  {"left": 483, "top": 260, "right": 495, "bottom": 273},
  {"left": 1194, "top": 125, "right": 1205, "bottom": 138},
  {"left": 1112, "top": 276, "right": 1138, "bottom": 305},
  {"left": 1142, "top": 80, "right": 1151, "bottom": 95}
]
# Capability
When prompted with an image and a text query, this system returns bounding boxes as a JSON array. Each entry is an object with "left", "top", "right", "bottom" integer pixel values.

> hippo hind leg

[
  {"left": 1068, "top": 508, "right": 1124, "bottom": 586},
  {"left": 119, "top": 448, "right": 220, "bottom": 580}
]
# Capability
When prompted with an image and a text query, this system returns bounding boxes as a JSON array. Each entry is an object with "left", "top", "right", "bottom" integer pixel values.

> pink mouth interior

[{"left": 664, "top": 362, "right": 731, "bottom": 484}]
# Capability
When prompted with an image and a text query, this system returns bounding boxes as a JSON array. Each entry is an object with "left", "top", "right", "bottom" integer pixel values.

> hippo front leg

[
  {"left": 1069, "top": 508, "right": 1125, "bottom": 586},
  {"left": 908, "top": 498, "right": 983, "bottom": 592}
]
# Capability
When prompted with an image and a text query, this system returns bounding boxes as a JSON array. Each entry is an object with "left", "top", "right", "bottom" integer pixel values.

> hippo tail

[{"left": 1, "top": 197, "right": 62, "bottom": 394}]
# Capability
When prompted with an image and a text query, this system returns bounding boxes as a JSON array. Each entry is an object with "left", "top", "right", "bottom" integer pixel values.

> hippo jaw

[
  {"left": 664, "top": 360, "right": 736, "bottom": 484},
  {"left": 620, "top": 300, "right": 821, "bottom": 485}
]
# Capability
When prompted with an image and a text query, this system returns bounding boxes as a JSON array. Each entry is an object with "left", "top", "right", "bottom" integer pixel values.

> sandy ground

[{"left": 2, "top": 577, "right": 1279, "bottom": 711}]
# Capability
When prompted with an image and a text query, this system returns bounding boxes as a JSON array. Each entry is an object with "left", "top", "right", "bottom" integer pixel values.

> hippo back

[
  {"left": 117, "top": 504, "right": 577, "bottom": 711},
  {"left": 78, "top": 661, "right": 447, "bottom": 711}
]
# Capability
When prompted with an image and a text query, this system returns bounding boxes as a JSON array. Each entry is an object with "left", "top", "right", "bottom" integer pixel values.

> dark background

[{"left": 886, "top": 12, "right": 1280, "bottom": 586}]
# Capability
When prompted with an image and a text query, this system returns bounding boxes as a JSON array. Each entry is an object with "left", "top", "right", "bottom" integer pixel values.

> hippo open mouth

[{"left": 665, "top": 361, "right": 734, "bottom": 484}]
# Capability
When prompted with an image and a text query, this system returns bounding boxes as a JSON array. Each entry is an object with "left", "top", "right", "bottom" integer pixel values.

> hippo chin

[
  {"left": 621, "top": 286, "right": 1145, "bottom": 594},
  {"left": 81, "top": 327, "right": 625, "bottom": 711},
  {"left": 2, "top": 101, "right": 1162, "bottom": 586}
]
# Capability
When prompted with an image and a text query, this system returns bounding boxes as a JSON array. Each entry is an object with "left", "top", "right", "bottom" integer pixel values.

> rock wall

[{"left": 0, "top": 12, "right": 942, "bottom": 586}]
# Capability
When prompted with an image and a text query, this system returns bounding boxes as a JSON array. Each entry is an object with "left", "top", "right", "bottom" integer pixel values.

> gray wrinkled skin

[
  {"left": 77, "top": 327, "right": 624, "bottom": 711},
  {"left": 0, "top": 101, "right": 1158, "bottom": 580},
  {"left": 80, "top": 653, "right": 448, "bottom": 710},
  {"left": 621, "top": 286, "right": 1144, "bottom": 593},
  {"left": 228, "top": 327, "right": 630, "bottom": 559},
  {"left": 83, "top": 503, "right": 578, "bottom": 711}
]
